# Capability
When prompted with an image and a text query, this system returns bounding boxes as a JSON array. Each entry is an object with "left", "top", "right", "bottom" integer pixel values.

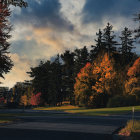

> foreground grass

[
  {"left": 119, "top": 120, "right": 140, "bottom": 140},
  {"left": 34, "top": 105, "right": 140, "bottom": 116}
]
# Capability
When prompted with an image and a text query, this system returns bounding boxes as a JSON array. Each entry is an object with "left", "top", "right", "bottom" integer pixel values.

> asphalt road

[
  {"left": 0, "top": 128, "right": 113, "bottom": 140},
  {"left": 0, "top": 110, "right": 139, "bottom": 140}
]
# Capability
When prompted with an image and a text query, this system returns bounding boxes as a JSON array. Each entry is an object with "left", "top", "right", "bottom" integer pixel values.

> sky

[{"left": 1, "top": 0, "right": 140, "bottom": 88}]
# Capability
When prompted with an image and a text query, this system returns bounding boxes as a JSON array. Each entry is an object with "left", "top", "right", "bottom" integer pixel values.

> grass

[
  {"left": 33, "top": 105, "right": 140, "bottom": 116},
  {"left": 119, "top": 120, "right": 140, "bottom": 140},
  {"left": 0, "top": 118, "right": 14, "bottom": 124},
  {"left": 33, "top": 105, "right": 80, "bottom": 111}
]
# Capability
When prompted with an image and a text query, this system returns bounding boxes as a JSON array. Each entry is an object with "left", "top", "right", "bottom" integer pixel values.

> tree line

[
  {"left": 16, "top": 22, "right": 139, "bottom": 108},
  {"left": 0, "top": 1, "right": 140, "bottom": 108}
]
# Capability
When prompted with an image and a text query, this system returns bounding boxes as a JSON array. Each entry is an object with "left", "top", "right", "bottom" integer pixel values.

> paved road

[
  {"left": 0, "top": 128, "right": 113, "bottom": 140},
  {"left": 0, "top": 109, "right": 139, "bottom": 140}
]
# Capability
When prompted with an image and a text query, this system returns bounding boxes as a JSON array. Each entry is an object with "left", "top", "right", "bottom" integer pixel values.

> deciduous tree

[
  {"left": 125, "top": 57, "right": 140, "bottom": 95},
  {"left": 74, "top": 62, "right": 94, "bottom": 107}
]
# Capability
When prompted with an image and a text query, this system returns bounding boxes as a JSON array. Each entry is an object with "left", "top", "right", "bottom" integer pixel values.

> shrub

[{"left": 107, "top": 95, "right": 137, "bottom": 108}]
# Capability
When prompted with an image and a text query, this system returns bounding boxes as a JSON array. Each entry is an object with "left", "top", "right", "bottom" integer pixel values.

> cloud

[
  {"left": 2, "top": 0, "right": 140, "bottom": 88},
  {"left": 11, "top": 0, "right": 74, "bottom": 31},
  {"left": 0, "top": 54, "right": 36, "bottom": 88},
  {"left": 82, "top": 0, "right": 140, "bottom": 24}
]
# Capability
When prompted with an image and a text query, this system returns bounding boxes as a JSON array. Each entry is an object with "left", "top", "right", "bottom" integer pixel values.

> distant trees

[
  {"left": 30, "top": 92, "right": 42, "bottom": 106},
  {"left": 24, "top": 21, "right": 140, "bottom": 108},
  {"left": 10, "top": 81, "right": 32, "bottom": 106},
  {"left": 20, "top": 94, "right": 28, "bottom": 107}
]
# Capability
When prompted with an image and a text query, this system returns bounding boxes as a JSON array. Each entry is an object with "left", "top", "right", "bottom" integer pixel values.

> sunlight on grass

[
  {"left": 33, "top": 105, "right": 80, "bottom": 111},
  {"left": 34, "top": 105, "right": 140, "bottom": 116},
  {"left": 0, "top": 119, "right": 12, "bottom": 124},
  {"left": 119, "top": 120, "right": 140, "bottom": 139}
]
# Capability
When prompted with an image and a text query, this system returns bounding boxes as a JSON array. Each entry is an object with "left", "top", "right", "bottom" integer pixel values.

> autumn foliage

[
  {"left": 30, "top": 92, "right": 42, "bottom": 106},
  {"left": 125, "top": 57, "right": 140, "bottom": 96},
  {"left": 74, "top": 53, "right": 118, "bottom": 108},
  {"left": 127, "top": 57, "right": 140, "bottom": 77},
  {"left": 92, "top": 53, "right": 116, "bottom": 95},
  {"left": 74, "top": 62, "right": 94, "bottom": 107},
  {"left": 20, "top": 94, "right": 28, "bottom": 106},
  {"left": 0, "top": 97, "right": 4, "bottom": 104}
]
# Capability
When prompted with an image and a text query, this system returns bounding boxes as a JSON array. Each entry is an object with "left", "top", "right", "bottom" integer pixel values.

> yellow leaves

[
  {"left": 92, "top": 53, "right": 116, "bottom": 94},
  {"left": 127, "top": 57, "right": 140, "bottom": 77},
  {"left": 125, "top": 57, "right": 140, "bottom": 95},
  {"left": 20, "top": 94, "right": 28, "bottom": 106},
  {"left": 74, "top": 62, "right": 93, "bottom": 105}
]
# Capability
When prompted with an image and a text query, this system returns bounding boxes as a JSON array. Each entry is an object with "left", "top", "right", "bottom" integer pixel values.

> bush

[
  {"left": 107, "top": 95, "right": 138, "bottom": 108},
  {"left": 130, "top": 87, "right": 140, "bottom": 101}
]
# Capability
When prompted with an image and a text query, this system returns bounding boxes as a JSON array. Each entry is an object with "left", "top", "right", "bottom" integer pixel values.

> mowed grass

[{"left": 34, "top": 105, "right": 140, "bottom": 116}]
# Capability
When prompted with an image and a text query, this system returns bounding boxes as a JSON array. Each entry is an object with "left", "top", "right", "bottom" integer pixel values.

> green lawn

[{"left": 34, "top": 105, "right": 140, "bottom": 116}]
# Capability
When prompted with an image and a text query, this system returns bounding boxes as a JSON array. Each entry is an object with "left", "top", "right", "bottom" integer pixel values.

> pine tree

[
  {"left": 61, "top": 50, "right": 75, "bottom": 103},
  {"left": 48, "top": 54, "right": 63, "bottom": 106},
  {"left": 90, "top": 29, "right": 104, "bottom": 61},
  {"left": 0, "top": 3, "right": 13, "bottom": 78},
  {"left": 103, "top": 23, "right": 118, "bottom": 54},
  {"left": 74, "top": 46, "right": 89, "bottom": 77},
  {"left": 120, "top": 27, "right": 135, "bottom": 65}
]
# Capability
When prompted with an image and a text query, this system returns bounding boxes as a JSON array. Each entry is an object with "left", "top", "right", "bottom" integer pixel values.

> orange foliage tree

[
  {"left": 92, "top": 53, "right": 116, "bottom": 95},
  {"left": 74, "top": 52, "right": 119, "bottom": 108},
  {"left": 91, "top": 53, "right": 117, "bottom": 107},
  {"left": 125, "top": 57, "right": 140, "bottom": 96},
  {"left": 74, "top": 62, "right": 95, "bottom": 107},
  {"left": 20, "top": 94, "right": 28, "bottom": 106}
]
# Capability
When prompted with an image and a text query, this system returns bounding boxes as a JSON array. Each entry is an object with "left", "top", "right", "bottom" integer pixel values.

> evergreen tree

[
  {"left": 103, "top": 23, "right": 118, "bottom": 54},
  {"left": 0, "top": 3, "right": 13, "bottom": 78},
  {"left": 74, "top": 46, "right": 89, "bottom": 77},
  {"left": 48, "top": 55, "right": 63, "bottom": 106},
  {"left": 119, "top": 27, "right": 135, "bottom": 65},
  {"left": 61, "top": 50, "right": 75, "bottom": 103},
  {"left": 90, "top": 29, "right": 104, "bottom": 61},
  {"left": 28, "top": 61, "right": 51, "bottom": 104}
]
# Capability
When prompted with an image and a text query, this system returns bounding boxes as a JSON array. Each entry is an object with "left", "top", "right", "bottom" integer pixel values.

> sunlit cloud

[{"left": 0, "top": 53, "right": 36, "bottom": 88}]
